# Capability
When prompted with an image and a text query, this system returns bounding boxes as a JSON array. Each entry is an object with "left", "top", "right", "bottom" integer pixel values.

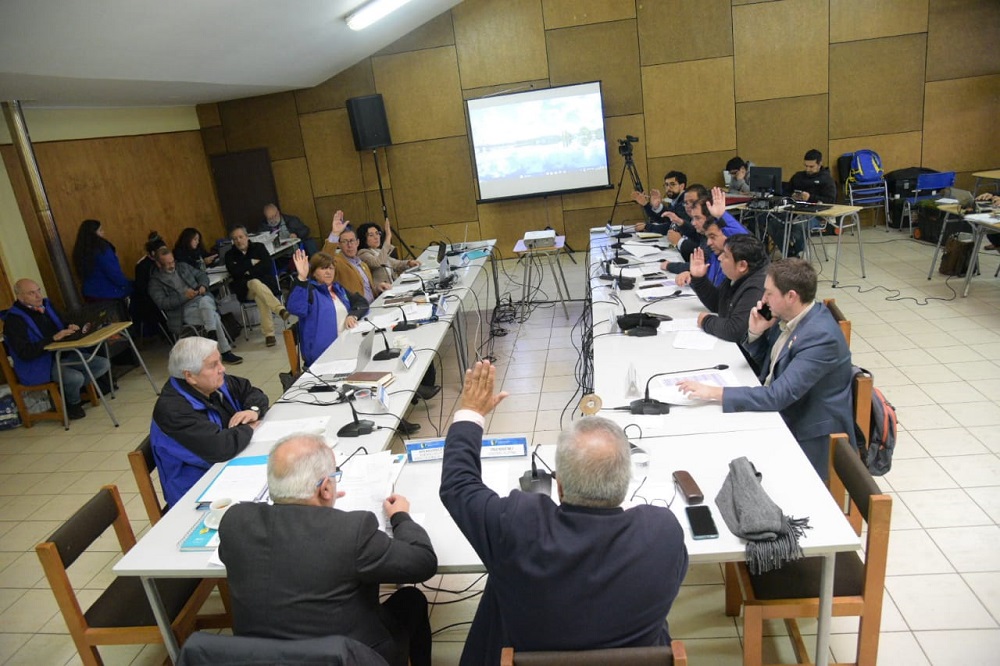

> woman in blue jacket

[
  {"left": 72, "top": 218, "right": 132, "bottom": 301},
  {"left": 286, "top": 249, "right": 368, "bottom": 367}
]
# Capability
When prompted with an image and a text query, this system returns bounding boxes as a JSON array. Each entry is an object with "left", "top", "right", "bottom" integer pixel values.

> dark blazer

[
  {"left": 224, "top": 241, "right": 279, "bottom": 302},
  {"left": 690, "top": 259, "right": 768, "bottom": 342},
  {"left": 439, "top": 421, "right": 688, "bottom": 666},
  {"left": 218, "top": 502, "right": 437, "bottom": 666},
  {"left": 723, "top": 302, "right": 855, "bottom": 478},
  {"left": 260, "top": 213, "right": 312, "bottom": 241}
]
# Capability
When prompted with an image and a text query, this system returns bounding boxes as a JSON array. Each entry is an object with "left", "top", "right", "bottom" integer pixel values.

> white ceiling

[{"left": 0, "top": 0, "right": 462, "bottom": 108}]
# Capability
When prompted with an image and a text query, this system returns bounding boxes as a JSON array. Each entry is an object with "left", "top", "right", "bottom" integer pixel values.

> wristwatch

[{"left": 249, "top": 406, "right": 260, "bottom": 414}]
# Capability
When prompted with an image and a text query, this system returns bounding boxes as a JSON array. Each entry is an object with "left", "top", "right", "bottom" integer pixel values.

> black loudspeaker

[{"left": 346, "top": 94, "right": 392, "bottom": 151}]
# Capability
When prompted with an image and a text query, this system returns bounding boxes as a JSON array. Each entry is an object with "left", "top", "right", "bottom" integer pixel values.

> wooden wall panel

[
  {"left": 637, "top": 0, "right": 733, "bottom": 66},
  {"left": 546, "top": 20, "right": 642, "bottom": 118},
  {"left": 315, "top": 189, "right": 399, "bottom": 233},
  {"left": 736, "top": 95, "right": 829, "bottom": 176},
  {"left": 376, "top": 13, "right": 456, "bottom": 56},
  {"left": 387, "top": 137, "right": 478, "bottom": 228},
  {"left": 829, "top": 131, "right": 923, "bottom": 180},
  {"left": 219, "top": 92, "right": 304, "bottom": 161},
  {"left": 542, "top": 0, "right": 635, "bottom": 30},
  {"left": 643, "top": 58, "right": 736, "bottom": 158},
  {"left": 562, "top": 206, "right": 622, "bottom": 246},
  {"left": 196, "top": 103, "right": 221, "bottom": 128},
  {"left": 200, "top": 126, "right": 227, "bottom": 156},
  {"left": 831, "top": 0, "right": 928, "bottom": 42},
  {"left": 452, "top": 0, "right": 548, "bottom": 90},
  {"left": 562, "top": 114, "right": 644, "bottom": 211},
  {"left": 372, "top": 47, "right": 466, "bottom": 144},
  {"left": 32, "top": 131, "right": 224, "bottom": 279},
  {"left": 272, "top": 158, "right": 317, "bottom": 236},
  {"left": 300, "top": 109, "right": 364, "bottom": 197},
  {"left": 830, "top": 34, "right": 927, "bottom": 139},
  {"left": 927, "top": 0, "right": 1000, "bottom": 81},
  {"left": 294, "top": 61, "right": 376, "bottom": 115},
  {"left": 647, "top": 150, "right": 738, "bottom": 194},
  {"left": 922, "top": 74, "right": 1000, "bottom": 172},
  {"left": 733, "top": 0, "right": 829, "bottom": 102}
]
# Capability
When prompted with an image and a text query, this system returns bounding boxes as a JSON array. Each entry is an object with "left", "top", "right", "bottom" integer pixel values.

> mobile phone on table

[{"left": 685, "top": 505, "right": 719, "bottom": 540}]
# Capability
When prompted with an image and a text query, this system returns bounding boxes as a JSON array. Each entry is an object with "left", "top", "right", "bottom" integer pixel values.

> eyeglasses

[
  {"left": 341, "top": 238, "right": 359, "bottom": 245},
  {"left": 315, "top": 469, "right": 343, "bottom": 488}
]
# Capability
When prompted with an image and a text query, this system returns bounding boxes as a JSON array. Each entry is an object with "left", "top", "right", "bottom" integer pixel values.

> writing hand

[{"left": 384, "top": 493, "right": 410, "bottom": 517}]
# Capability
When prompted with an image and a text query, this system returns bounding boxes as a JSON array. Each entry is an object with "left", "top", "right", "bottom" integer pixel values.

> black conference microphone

[
  {"left": 337, "top": 390, "right": 376, "bottom": 437},
  {"left": 362, "top": 319, "right": 401, "bottom": 361},
  {"left": 626, "top": 364, "right": 730, "bottom": 415},
  {"left": 519, "top": 446, "right": 555, "bottom": 495},
  {"left": 616, "top": 293, "right": 679, "bottom": 336},
  {"left": 429, "top": 226, "right": 462, "bottom": 256},
  {"left": 301, "top": 367, "right": 341, "bottom": 394},
  {"left": 369, "top": 304, "right": 419, "bottom": 332}
]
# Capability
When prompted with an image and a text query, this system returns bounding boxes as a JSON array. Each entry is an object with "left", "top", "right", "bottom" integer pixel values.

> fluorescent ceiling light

[{"left": 346, "top": 0, "right": 414, "bottom": 31}]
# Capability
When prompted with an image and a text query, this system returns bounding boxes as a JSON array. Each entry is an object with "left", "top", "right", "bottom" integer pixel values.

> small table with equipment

[{"left": 513, "top": 236, "right": 572, "bottom": 318}]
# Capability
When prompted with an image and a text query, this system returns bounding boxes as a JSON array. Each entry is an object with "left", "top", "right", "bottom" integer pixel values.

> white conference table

[
  {"left": 584, "top": 230, "right": 858, "bottom": 666},
  {"left": 113, "top": 240, "right": 497, "bottom": 661},
  {"left": 960, "top": 212, "right": 1000, "bottom": 297}
]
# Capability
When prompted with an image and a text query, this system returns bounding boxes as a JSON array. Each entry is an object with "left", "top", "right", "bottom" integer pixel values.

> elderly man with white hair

[
  {"left": 150, "top": 336, "right": 269, "bottom": 506},
  {"left": 219, "top": 433, "right": 436, "bottom": 666}
]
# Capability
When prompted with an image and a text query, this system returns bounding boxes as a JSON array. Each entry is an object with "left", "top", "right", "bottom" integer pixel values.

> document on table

[
  {"left": 659, "top": 318, "right": 699, "bottom": 332},
  {"left": 402, "top": 303, "right": 435, "bottom": 320},
  {"left": 622, "top": 242, "right": 663, "bottom": 259},
  {"left": 196, "top": 456, "right": 269, "bottom": 506},
  {"left": 309, "top": 359, "right": 356, "bottom": 377},
  {"left": 651, "top": 368, "right": 741, "bottom": 406},
  {"left": 335, "top": 451, "right": 406, "bottom": 533},
  {"left": 672, "top": 330, "right": 717, "bottom": 350},
  {"left": 253, "top": 416, "right": 332, "bottom": 443},
  {"left": 348, "top": 312, "right": 399, "bottom": 333}
]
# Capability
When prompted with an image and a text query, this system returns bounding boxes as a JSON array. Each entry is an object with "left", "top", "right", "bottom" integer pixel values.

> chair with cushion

[
  {"left": 35, "top": 485, "right": 221, "bottom": 666},
  {"left": 176, "top": 631, "right": 389, "bottom": 666},
  {"left": 724, "top": 434, "right": 891, "bottom": 666},
  {"left": 499, "top": 641, "right": 687, "bottom": 666},
  {"left": 0, "top": 335, "right": 98, "bottom": 428}
]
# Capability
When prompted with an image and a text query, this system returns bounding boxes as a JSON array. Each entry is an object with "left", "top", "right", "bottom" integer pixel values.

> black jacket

[
  {"left": 690, "top": 260, "right": 768, "bottom": 342},
  {"left": 259, "top": 214, "right": 312, "bottom": 241},
  {"left": 789, "top": 167, "right": 837, "bottom": 204},
  {"left": 224, "top": 241, "right": 279, "bottom": 302}
]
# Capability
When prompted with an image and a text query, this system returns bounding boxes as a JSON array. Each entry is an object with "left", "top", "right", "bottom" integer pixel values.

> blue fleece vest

[
  {"left": 2, "top": 301, "right": 65, "bottom": 386},
  {"left": 150, "top": 377, "right": 243, "bottom": 507},
  {"left": 287, "top": 279, "right": 352, "bottom": 367}
]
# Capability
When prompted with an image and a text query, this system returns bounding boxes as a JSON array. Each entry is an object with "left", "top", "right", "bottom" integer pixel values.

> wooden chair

[
  {"left": 500, "top": 641, "right": 687, "bottom": 665},
  {"left": 35, "top": 485, "right": 222, "bottom": 666},
  {"left": 724, "top": 435, "right": 892, "bottom": 666},
  {"left": 128, "top": 435, "right": 166, "bottom": 525},
  {"left": 823, "top": 298, "right": 851, "bottom": 348},
  {"left": 284, "top": 326, "right": 301, "bottom": 377},
  {"left": 0, "top": 335, "right": 98, "bottom": 428}
]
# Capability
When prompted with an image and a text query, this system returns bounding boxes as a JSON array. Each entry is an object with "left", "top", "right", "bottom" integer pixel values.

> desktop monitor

[{"left": 748, "top": 166, "right": 783, "bottom": 195}]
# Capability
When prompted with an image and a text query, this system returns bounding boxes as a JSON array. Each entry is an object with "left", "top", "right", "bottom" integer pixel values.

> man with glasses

[
  {"left": 219, "top": 433, "right": 436, "bottom": 666},
  {"left": 632, "top": 170, "right": 690, "bottom": 232},
  {"left": 323, "top": 211, "right": 392, "bottom": 302},
  {"left": 260, "top": 203, "right": 318, "bottom": 255}
]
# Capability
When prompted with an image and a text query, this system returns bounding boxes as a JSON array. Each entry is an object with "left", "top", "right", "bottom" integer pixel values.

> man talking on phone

[{"left": 678, "top": 259, "right": 855, "bottom": 479}]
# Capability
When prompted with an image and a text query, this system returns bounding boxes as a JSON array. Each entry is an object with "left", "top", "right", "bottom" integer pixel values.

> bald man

[
  {"left": 2, "top": 279, "right": 111, "bottom": 420},
  {"left": 219, "top": 434, "right": 436, "bottom": 666}
]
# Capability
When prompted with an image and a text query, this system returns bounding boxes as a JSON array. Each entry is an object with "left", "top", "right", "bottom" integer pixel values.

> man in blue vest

[
  {"left": 3, "top": 279, "right": 111, "bottom": 420},
  {"left": 150, "top": 336, "right": 269, "bottom": 506}
]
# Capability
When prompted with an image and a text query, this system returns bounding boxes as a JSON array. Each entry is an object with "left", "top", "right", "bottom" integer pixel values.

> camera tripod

[{"left": 608, "top": 147, "right": 644, "bottom": 229}]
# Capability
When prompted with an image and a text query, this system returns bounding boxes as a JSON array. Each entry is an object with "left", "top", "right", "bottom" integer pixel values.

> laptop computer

[
  {"left": 325, "top": 330, "right": 375, "bottom": 382},
  {"left": 790, "top": 202, "right": 833, "bottom": 213},
  {"left": 64, "top": 304, "right": 113, "bottom": 340}
]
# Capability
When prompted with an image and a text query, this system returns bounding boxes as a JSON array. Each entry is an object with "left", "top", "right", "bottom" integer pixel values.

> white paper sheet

[
  {"left": 309, "top": 359, "right": 356, "bottom": 377},
  {"left": 253, "top": 416, "right": 331, "bottom": 443},
  {"left": 335, "top": 451, "right": 402, "bottom": 532},
  {"left": 672, "top": 330, "right": 718, "bottom": 350},
  {"left": 348, "top": 313, "right": 400, "bottom": 334},
  {"left": 197, "top": 463, "right": 268, "bottom": 506},
  {"left": 658, "top": 318, "right": 700, "bottom": 332},
  {"left": 652, "top": 369, "right": 741, "bottom": 405},
  {"left": 622, "top": 242, "right": 663, "bottom": 259}
]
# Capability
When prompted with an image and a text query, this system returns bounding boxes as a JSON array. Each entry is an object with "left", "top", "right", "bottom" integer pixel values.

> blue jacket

[
  {"left": 150, "top": 377, "right": 243, "bottom": 506},
  {"left": 286, "top": 280, "right": 367, "bottom": 367},
  {"left": 723, "top": 302, "right": 856, "bottom": 479},
  {"left": 707, "top": 212, "right": 749, "bottom": 286},
  {"left": 1, "top": 300, "right": 65, "bottom": 385},
  {"left": 82, "top": 247, "right": 132, "bottom": 300}
]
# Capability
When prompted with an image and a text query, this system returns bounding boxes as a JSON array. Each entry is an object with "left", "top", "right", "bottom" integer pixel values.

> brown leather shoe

[{"left": 265, "top": 335, "right": 277, "bottom": 347}]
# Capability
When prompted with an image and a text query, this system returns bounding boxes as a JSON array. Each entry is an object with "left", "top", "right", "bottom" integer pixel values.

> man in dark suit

[
  {"left": 219, "top": 433, "right": 436, "bottom": 666},
  {"left": 440, "top": 361, "right": 688, "bottom": 665},
  {"left": 679, "top": 259, "right": 855, "bottom": 478},
  {"left": 261, "top": 203, "right": 318, "bottom": 255},
  {"left": 632, "top": 170, "right": 691, "bottom": 233}
]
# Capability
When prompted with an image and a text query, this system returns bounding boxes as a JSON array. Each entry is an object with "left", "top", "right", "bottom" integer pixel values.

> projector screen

[{"left": 467, "top": 82, "right": 611, "bottom": 202}]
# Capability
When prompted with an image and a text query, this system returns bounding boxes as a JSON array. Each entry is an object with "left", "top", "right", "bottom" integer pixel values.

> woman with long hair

[
  {"left": 72, "top": 218, "right": 132, "bottom": 301},
  {"left": 173, "top": 227, "right": 218, "bottom": 271},
  {"left": 355, "top": 218, "right": 419, "bottom": 284}
]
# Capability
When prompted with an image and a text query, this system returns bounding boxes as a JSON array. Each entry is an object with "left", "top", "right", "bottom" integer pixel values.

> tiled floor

[{"left": 1, "top": 227, "right": 998, "bottom": 665}]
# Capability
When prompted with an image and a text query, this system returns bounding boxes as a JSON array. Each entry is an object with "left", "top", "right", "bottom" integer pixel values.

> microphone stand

[
  {"left": 369, "top": 303, "right": 418, "bottom": 332},
  {"left": 337, "top": 390, "right": 376, "bottom": 437},
  {"left": 370, "top": 147, "right": 415, "bottom": 259},
  {"left": 519, "top": 446, "right": 555, "bottom": 495},
  {"left": 364, "top": 319, "right": 401, "bottom": 361},
  {"left": 629, "top": 364, "right": 730, "bottom": 415}
]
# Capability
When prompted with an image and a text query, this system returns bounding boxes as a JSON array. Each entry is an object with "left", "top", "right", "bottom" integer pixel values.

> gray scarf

[{"left": 715, "top": 456, "right": 810, "bottom": 574}]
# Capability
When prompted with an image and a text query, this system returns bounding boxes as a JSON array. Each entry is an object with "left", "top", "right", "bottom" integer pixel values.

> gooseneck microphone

[
  {"left": 430, "top": 227, "right": 461, "bottom": 256},
  {"left": 363, "top": 319, "right": 401, "bottom": 361},
  {"left": 519, "top": 446, "right": 555, "bottom": 495},
  {"left": 369, "top": 304, "right": 419, "bottom": 332},
  {"left": 337, "top": 390, "right": 375, "bottom": 437},
  {"left": 626, "top": 364, "right": 730, "bottom": 415}
]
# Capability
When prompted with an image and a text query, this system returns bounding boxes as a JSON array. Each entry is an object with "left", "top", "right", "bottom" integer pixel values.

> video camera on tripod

[
  {"left": 618, "top": 135, "right": 639, "bottom": 157},
  {"left": 608, "top": 135, "right": 643, "bottom": 226}
]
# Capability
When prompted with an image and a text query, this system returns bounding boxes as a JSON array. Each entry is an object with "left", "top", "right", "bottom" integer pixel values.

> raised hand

[
  {"left": 631, "top": 190, "right": 649, "bottom": 206},
  {"left": 330, "top": 210, "right": 348, "bottom": 238},
  {"left": 459, "top": 360, "right": 509, "bottom": 416},
  {"left": 689, "top": 247, "right": 708, "bottom": 278},
  {"left": 384, "top": 217, "right": 393, "bottom": 244},
  {"left": 707, "top": 186, "right": 727, "bottom": 219},
  {"left": 650, "top": 189, "right": 663, "bottom": 208},
  {"left": 292, "top": 248, "right": 310, "bottom": 281}
]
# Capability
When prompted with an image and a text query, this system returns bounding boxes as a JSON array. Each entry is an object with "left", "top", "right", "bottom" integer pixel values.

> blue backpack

[{"left": 847, "top": 150, "right": 884, "bottom": 185}]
